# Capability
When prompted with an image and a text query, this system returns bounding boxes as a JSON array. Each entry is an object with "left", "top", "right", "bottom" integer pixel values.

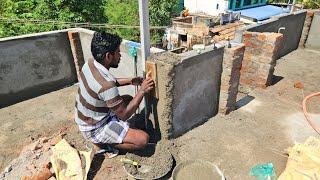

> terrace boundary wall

[{"left": 0, "top": 30, "right": 77, "bottom": 108}]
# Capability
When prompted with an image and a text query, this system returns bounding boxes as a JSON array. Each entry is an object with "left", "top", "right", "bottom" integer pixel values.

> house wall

[{"left": 184, "top": 0, "right": 229, "bottom": 16}]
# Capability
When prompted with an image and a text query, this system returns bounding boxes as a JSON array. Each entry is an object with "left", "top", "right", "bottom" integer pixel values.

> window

[
  {"left": 180, "top": 34, "right": 187, "bottom": 42},
  {"left": 243, "top": 0, "right": 252, "bottom": 6},
  {"left": 229, "top": 0, "right": 266, "bottom": 10}
]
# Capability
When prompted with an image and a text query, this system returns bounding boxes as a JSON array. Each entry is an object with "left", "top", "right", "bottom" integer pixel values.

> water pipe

[{"left": 278, "top": 27, "right": 286, "bottom": 34}]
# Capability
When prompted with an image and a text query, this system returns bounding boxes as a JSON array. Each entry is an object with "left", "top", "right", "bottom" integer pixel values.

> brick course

[
  {"left": 68, "top": 31, "right": 85, "bottom": 81},
  {"left": 240, "top": 32, "right": 283, "bottom": 89},
  {"left": 299, "top": 10, "right": 315, "bottom": 47},
  {"left": 220, "top": 44, "right": 245, "bottom": 114}
]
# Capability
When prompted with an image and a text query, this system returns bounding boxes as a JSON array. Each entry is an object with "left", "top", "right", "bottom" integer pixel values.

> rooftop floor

[{"left": 0, "top": 48, "right": 320, "bottom": 179}]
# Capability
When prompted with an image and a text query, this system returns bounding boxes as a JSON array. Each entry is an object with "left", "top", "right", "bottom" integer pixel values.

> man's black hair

[{"left": 91, "top": 31, "right": 122, "bottom": 64}]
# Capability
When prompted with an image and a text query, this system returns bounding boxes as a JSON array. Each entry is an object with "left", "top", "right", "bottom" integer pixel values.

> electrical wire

[
  {"left": 0, "top": 17, "right": 168, "bottom": 30},
  {"left": 302, "top": 92, "right": 320, "bottom": 135}
]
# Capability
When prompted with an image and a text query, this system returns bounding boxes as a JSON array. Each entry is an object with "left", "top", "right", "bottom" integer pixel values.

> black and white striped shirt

[{"left": 75, "top": 59, "right": 123, "bottom": 131}]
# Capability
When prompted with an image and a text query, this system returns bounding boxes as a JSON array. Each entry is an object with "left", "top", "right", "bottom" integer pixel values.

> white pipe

[
  {"left": 138, "top": 0, "right": 151, "bottom": 72},
  {"left": 138, "top": 0, "right": 151, "bottom": 129}
]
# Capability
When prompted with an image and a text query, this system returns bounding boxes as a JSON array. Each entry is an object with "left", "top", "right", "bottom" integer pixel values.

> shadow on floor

[
  {"left": 87, "top": 155, "right": 105, "bottom": 180},
  {"left": 271, "top": 75, "right": 284, "bottom": 86},
  {"left": 236, "top": 95, "right": 255, "bottom": 109}
]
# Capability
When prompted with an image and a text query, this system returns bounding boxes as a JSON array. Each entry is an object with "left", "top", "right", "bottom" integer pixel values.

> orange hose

[{"left": 302, "top": 92, "right": 320, "bottom": 135}]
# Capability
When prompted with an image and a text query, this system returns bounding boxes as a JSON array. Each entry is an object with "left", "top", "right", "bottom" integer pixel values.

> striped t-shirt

[{"left": 75, "top": 59, "right": 123, "bottom": 131}]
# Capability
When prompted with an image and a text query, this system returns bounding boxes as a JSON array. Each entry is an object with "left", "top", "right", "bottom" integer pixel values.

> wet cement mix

[{"left": 124, "top": 142, "right": 173, "bottom": 179}]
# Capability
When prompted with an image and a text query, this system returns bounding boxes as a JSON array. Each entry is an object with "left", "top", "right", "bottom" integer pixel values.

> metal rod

[
  {"left": 134, "top": 56, "right": 139, "bottom": 113},
  {"left": 138, "top": 0, "right": 151, "bottom": 129}
]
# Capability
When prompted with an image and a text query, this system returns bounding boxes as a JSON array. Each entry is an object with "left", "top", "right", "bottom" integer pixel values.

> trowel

[{"left": 120, "top": 158, "right": 152, "bottom": 173}]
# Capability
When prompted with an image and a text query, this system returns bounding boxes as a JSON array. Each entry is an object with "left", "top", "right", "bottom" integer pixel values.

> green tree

[
  {"left": 0, "top": 0, "right": 180, "bottom": 42},
  {"left": 104, "top": 0, "right": 140, "bottom": 41},
  {"left": 149, "top": 0, "right": 179, "bottom": 43},
  {"left": 0, "top": 0, "right": 106, "bottom": 38},
  {"left": 105, "top": 0, "right": 179, "bottom": 43},
  {"left": 301, "top": 0, "right": 320, "bottom": 9}
]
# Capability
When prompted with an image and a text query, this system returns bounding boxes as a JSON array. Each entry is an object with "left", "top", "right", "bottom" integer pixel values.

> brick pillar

[
  {"left": 68, "top": 31, "right": 85, "bottom": 81},
  {"left": 299, "top": 10, "right": 315, "bottom": 48},
  {"left": 220, "top": 44, "right": 245, "bottom": 114},
  {"left": 240, "top": 32, "right": 283, "bottom": 89}
]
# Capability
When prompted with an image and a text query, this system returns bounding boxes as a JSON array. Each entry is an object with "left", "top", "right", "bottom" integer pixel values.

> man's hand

[
  {"left": 139, "top": 78, "right": 154, "bottom": 94},
  {"left": 111, "top": 78, "right": 154, "bottom": 121},
  {"left": 131, "top": 77, "right": 143, "bottom": 86}
]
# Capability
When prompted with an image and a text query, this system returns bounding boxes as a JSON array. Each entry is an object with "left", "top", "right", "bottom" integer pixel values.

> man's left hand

[{"left": 131, "top": 77, "right": 143, "bottom": 86}]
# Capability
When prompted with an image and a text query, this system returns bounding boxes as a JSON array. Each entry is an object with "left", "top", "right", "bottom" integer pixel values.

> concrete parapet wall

[
  {"left": 0, "top": 30, "right": 77, "bottom": 108},
  {"left": 240, "top": 32, "right": 283, "bottom": 89},
  {"left": 305, "top": 11, "right": 320, "bottom": 50},
  {"left": 237, "top": 10, "right": 306, "bottom": 58},
  {"left": 0, "top": 28, "right": 164, "bottom": 108},
  {"left": 220, "top": 43, "right": 245, "bottom": 114},
  {"left": 151, "top": 47, "right": 224, "bottom": 139}
]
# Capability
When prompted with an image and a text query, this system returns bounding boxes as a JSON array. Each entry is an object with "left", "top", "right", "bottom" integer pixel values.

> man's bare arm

[
  {"left": 115, "top": 78, "right": 131, "bottom": 86},
  {"left": 116, "top": 77, "right": 143, "bottom": 87},
  {"left": 111, "top": 78, "right": 153, "bottom": 120}
]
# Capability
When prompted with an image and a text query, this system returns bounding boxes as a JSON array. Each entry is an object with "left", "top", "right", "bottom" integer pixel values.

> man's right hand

[
  {"left": 111, "top": 78, "right": 154, "bottom": 120},
  {"left": 139, "top": 78, "right": 154, "bottom": 94}
]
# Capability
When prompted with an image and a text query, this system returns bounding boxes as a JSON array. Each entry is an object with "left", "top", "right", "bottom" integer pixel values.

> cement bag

[
  {"left": 278, "top": 136, "right": 320, "bottom": 180},
  {"left": 50, "top": 139, "right": 93, "bottom": 180}
]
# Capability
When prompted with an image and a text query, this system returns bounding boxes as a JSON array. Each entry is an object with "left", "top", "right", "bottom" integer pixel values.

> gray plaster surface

[
  {"left": 153, "top": 47, "right": 224, "bottom": 139},
  {"left": 0, "top": 28, "right": 163, "bottom": 108},
  {"left": 0, "top": 31, "right": 77, "bottom": 108},
  {"left": 305, "top": 12, "right": 320, "bottom": 50},
  {"left": 172, "top": 48, "right": 224, "bottom": 137}
]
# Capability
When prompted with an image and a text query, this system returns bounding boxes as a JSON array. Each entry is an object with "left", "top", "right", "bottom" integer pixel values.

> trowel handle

[{"left": 120, "top": 158, "right": 138, "bottom": 166}]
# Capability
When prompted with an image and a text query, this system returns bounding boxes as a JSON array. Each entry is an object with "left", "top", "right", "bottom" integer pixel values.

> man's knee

[
  {"left": 123, "top": 129, "right": 149, "bottom": 149},
  {"left": 137, "top": 132, "right": 149, "bottom": 148}
]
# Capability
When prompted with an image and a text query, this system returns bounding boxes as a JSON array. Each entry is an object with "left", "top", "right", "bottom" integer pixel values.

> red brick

[
  {"left": 42, "top": 162, "right": 51, "bottom": 169},
  {"left": 21, "top": 176, "right": 31, "bottom": 180},
  {"left": 49, "top": 134, "right": 63, "bottom": 146},
  {"left": 30, "top": 168, "right": 53, "bottom": 180},
  {"left": 266, "top": 33, "right": 283, "bottom": 43},
  {"left": 307, "top": 11, "right": 315, "bottom": 17},
  {"left": 258, "top": 33, "right": 267, "bottom": 41},
  {"left": 244, "top": 41, "right": 253, "bottom": 47},
  {"left": 243, "top": 52, "right": 253, "bottom": 61},
  {"left": 243, "top": 33, "right": 252, "bottom": 39},
  {"left": 294, "top": 81, "right": 304, "bottom": 89},
  {"left": 263, "top": 43, "right": 275, "bottom": 53}
]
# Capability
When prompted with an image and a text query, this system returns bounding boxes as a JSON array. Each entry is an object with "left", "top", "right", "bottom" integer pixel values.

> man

[{"left": 75, "top": 31, "right": 154, "bottom": 155}]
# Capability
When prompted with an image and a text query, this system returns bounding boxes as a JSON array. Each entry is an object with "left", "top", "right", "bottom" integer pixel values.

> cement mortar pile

[{"left": 124, "top": 141, "right": 173, "bottom": 179}]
